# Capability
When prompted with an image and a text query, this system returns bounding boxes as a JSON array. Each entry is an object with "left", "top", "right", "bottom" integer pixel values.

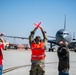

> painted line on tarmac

[
  {"left": 3, "top": 61, "right": 58, "bottom": 74},
  {"left": 3, "top": 64, "right": 30, "bottom": 74},
  {"left": 3, "top": 61, "right": 76, "bottom": 74}
]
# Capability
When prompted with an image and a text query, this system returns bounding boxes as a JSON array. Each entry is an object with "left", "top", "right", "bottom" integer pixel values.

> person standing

[
  {"left": 0, "top": 36, "right": 5, "bottom": 75},
  {"left": 57, "top": 41, "right": 70, "bottom": 75},
  {"left": 29, "top": 26, "right": 47, "bottom": 75}
]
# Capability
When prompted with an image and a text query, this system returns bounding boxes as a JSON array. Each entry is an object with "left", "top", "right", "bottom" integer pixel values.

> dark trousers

[{"left": 58, "top": 72, "right": 69, "bottom": 75}]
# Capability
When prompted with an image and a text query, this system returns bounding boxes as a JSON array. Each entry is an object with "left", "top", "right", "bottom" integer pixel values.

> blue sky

[{"left": 0, "top": 0, "right": 76, "bottom": 44}]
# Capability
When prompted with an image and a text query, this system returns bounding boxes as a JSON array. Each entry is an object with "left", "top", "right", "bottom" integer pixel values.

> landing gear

[
  {"left": 48, "top": 48, "right": 54, "bottom": 52},
  {"left": 48, "top": 43, "right": 55, "bottom": 52}
]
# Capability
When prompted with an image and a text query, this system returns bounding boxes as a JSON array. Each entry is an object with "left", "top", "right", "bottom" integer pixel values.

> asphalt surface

[{"left": 2, "top": 49, "right": 76, "bottom": 75}]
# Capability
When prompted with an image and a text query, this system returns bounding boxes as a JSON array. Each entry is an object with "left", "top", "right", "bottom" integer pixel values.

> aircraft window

[
  {"left": 60, "top": 32, "right": 69, "bottom": 35},
  {"left": 59, "top": 32, "right": 69, "bottom": 35},
  {"left": 64, "top": 33, "right": 69, "bottom": 35},
  {"left": 59, "top": 32, "right": 63, "bottom": 34}
]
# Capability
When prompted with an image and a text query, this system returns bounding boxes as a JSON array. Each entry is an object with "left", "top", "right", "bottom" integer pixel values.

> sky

[{"left": 0, "top": 0, "right": 76, "bottom": 44}]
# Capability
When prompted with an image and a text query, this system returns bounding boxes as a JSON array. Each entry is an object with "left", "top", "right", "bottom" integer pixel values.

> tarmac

[{"left": 2, "top": 49, "right": 76, "bottom": 75}]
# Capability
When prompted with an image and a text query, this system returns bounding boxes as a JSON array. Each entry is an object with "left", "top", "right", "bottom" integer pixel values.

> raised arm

[
  {"left": 40, "top": 27, "right": 48, "bottom": 43},
  {"left": 0, "top": 37, "right": 5, "bottom": 50},
  {"left": 0, "top": 37, "right": 5, "bottom": 43},
  {"left": 29, "top": 27, "right": 38, "bottom": 46}
]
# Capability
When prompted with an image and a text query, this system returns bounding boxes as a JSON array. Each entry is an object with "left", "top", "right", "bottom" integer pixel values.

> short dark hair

[
  {"left": 35, "top": 36, "right": 41, "bottom": 42},
  {"left": 35, "top": 36, "right": 41, "bottom": 39}
]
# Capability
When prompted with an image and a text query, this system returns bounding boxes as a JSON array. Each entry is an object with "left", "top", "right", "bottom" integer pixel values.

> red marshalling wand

[{"left": 34, "top": 22, "right": 42, "bottom": 28}]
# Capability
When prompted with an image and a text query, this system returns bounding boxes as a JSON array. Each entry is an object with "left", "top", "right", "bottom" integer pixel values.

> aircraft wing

[
  {"left": 47, "top": 36, "right": 58, "bottom": 44},
  {"left": 3, "top": 35, "right": 29, "bottom": 39},
  {"left": 48, "top": 36, "right": 55, "bottom": 38},
  {"left": 48, "top": 39, "right": 56, "bottom": 43},
  {"left": 47, "top": 35, "right": 57, "bottom": 44}
]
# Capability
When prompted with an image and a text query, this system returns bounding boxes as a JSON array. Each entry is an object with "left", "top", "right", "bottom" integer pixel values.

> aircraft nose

[
  {"left": 61, "top": 34, "right": 67, "bottom": 38},
  {"left": 56, "top": 29, "right": 72, "bottom": 44}
]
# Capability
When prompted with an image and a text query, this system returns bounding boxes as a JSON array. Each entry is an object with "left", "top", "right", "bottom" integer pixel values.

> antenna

[{"left": 64, "top": 15, "right": 66, "bottom": 30}]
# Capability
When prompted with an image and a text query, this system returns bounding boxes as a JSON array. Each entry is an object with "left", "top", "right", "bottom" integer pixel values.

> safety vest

[{"left": 31, "top": 42, "right": 46, "bottom": 60}]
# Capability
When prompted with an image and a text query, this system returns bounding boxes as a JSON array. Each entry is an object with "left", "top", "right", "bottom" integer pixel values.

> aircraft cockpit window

[
  {"left": 59, "top": 32, "right": 63, "bottom": 34},
  {"left": 64, "top": 33, "right": 69, "bottom": 35},
  {"left": 59, "top": 32, "right": 69, "bottom": 35}
]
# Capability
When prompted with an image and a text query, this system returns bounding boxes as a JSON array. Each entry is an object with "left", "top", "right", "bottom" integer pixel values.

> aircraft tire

[
  {"left": 74, "top": 49, "right": 76, "bottom": 52},
  {"left": 48, "top": 48, "right": 54, "bottom": 52},
  {"left": 52, "top": 49, "right": 54, "bottom": 52},
  {"left": 48, "top": 48, "right": 51, "bottom": 52}
]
